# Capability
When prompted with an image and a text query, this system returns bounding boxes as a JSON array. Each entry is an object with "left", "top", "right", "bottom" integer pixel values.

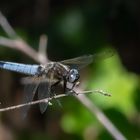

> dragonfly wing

[
  {"left": 60, "top": 55, "right": 93, "bottom": 69},
  {"left": 21, "top": 76, "right": 45, "bottom": 84},
  {"left": 21, "top": 82, "right": 39, "bottom": 118},
  {"left": 38, "top": 72, "right": 56, "bottom": 113},
  {"left": 38, "top": 82, "right": 49, "bottom": 114},
  {"left": 60, "top": 49, "right": 114, "bottom": 69},
  {"left": 21, "top": 76, "right": 41, "bottom": 118}
]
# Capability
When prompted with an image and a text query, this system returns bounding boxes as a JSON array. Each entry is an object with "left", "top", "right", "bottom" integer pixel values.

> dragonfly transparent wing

[
  {"left": 38, "top": 80, "right": 64, "bottom": 113},
  {"left": 38, "top": 82, "right": 49, "bottom": 114},
  {"left": 60, "top": 49, "right": 114, "bottom": 69},
  {"left": 21, "top": 76, "right": 40, "bottom": 118},
  {"left": 38, "top": 71, "right": 57, "bottom": 113},
  {"left": 60, "top": 55, "right": 93, "bottom": 69}
]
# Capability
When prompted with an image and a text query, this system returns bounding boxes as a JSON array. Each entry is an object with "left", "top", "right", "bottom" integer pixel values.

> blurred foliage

[
  {"left": 59, "top": 53, "right": 140, "bottom": 140},
  {"left": 89, "top": 54, "right": 138, "bottom": 115}
]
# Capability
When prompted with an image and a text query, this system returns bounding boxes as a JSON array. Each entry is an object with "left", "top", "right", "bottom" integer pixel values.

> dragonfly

[{"left": 0, "top": 50, "right": 113, "bottom": 116}]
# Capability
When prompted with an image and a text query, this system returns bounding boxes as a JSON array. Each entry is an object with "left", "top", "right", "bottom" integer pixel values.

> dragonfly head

[{"left": 67, "top": 69, "right": 80, "bottom": 83}]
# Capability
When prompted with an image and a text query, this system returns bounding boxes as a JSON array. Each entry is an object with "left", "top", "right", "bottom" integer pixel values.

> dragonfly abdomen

[{"left": 0, "top": 61, "right": 39, "bottom": 75}]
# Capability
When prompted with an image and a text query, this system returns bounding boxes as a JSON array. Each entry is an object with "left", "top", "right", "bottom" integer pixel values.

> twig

[
  {"left": 0, "top": 90, "right": 93, "bottom": 112},
  {"left": 38, "top": 34, "right": 48, "bottom": 63},
  {"left": 0, "top": 36, "right": 48, "bottom": 64},
  {"left": 0, "top": 11, "right": 48, "bottom": 64},
  {"left": 0, "top": 12, "right": 17, "bottom": 38},
  {"left": 0, "top": 94, "right": 65, "bottom": 112},
  {"left": 88, "top": 89, "right": 111, "bottom": 96}
]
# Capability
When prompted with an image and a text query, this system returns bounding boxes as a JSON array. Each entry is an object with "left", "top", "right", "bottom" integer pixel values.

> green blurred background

[{"left": 0, "top": 0, "right": 140, "bottom": 140}]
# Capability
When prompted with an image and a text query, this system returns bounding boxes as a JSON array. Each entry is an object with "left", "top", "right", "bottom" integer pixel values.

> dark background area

[
  {"left": 0, "top": 0, "right": 140, "bottom": 140},
  {"left": 1, "top": 0, "right": 140, "bottom": 73}
]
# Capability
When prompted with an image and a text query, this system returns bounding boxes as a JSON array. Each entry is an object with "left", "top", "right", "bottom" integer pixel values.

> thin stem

[
  {"left": 0, "top": 37, "right": 46, "bottom": 63},
  {"left": 0, "top": 94, "right": 66, "bottom": 112},
  {"left": 0, "top": 91, "right": 92, "bottom": 112},
  {"left": 0, "top": 12, "right": 17, "bottom": 38}
]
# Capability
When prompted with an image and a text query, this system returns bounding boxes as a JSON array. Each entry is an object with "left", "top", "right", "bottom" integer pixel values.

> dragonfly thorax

[
  {"left": 67, "top": 69, "right": 80, "bottom": 83},
  {"left": 37, "top": 63, "right": 80, "bottom": 84}
]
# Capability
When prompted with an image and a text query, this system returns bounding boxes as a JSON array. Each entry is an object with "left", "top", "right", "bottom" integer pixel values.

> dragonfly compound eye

[{"left": 68, "top": 69, "right": 80, "bottom": 83}]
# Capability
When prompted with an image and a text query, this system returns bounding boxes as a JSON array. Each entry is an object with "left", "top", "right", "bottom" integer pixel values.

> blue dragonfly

[{"left": 0, "top": 50, "right": 113, "bottom": 116}]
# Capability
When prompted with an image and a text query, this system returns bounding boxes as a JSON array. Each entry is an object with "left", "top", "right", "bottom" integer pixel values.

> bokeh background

[{"left": 0, "top": 0, "right": 140, "bottom": 140}]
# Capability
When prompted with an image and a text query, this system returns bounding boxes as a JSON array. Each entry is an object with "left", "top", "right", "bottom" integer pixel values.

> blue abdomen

[{"left": 0, "top": 61, "right": 39, "bottom": 75}]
